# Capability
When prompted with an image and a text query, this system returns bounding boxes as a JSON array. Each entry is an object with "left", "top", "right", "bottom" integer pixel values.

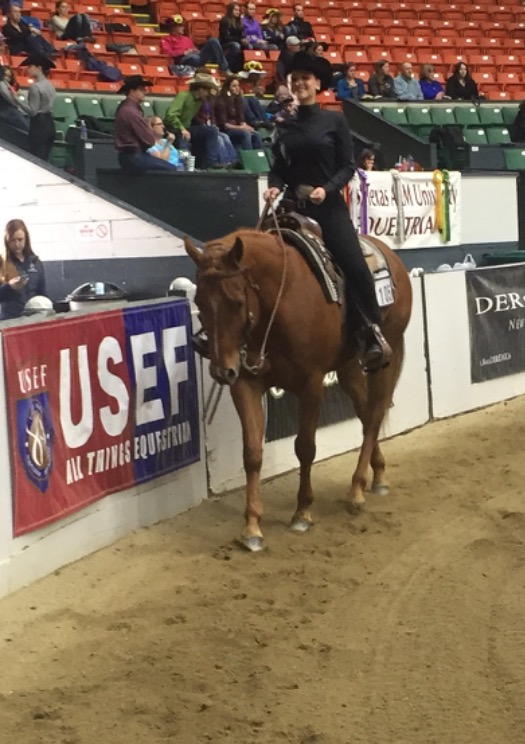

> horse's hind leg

[
  {"left": 290, "top": 376, "right": 324, "bottom": 533},
  {"left": 370, "top": 441, "right": 389, "bottom": 496},
  {"left": 230, "top": 378, "right": 266, "bottom": 551}
]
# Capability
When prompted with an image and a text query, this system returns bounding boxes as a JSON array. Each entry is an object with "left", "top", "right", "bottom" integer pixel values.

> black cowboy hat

[
  {"left": 19, "top": 53, "right": 56, "bottom": 71},
  {"left": 285, "top": 50, "right": 332, "bottom": 91},
  {"left": 118, "top": 74, "right": 153, "bottom": 93}
]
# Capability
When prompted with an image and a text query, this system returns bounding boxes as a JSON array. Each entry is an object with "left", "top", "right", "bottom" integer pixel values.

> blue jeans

[
  {"left": 188, "top": 124, "right": 221, "bottom": 167},
  {"left": 217, "top": 132, "right": 237, "bottom": 164},
  {"left": 243, "top": 96, "right": 266, "bottom": 126},
  {"left": 226, "top": 128, "right": 264, "bottom": 150},
  {"left": 180, "top": 37, "right": 230, "bottom": 72},
  {"left": 118, "top": 150, "right": 177, "bottom": 175}
]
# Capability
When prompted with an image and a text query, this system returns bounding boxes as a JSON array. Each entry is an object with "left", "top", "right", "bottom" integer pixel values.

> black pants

[
  {"left": 29, "top": 112, "right": 55, "bottom": 162},
  {"left": 299, "top": 193, "right": 382, "bottom": 327}
]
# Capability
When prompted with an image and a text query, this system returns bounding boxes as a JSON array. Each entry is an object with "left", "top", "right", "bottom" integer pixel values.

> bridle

[{"left": 201, "top": 202, "right": 288, "bottom": 376}]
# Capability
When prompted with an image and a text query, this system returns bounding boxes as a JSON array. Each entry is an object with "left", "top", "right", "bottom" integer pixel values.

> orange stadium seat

[
  {"left": 406, "top": 35, "right": 432, "bottom": 48},
  {"left": 344, "top": 48, "right": 369, "bottom": 64},
  {"left": 119, "top": 62, "right": 144, "bottom": 76},
  {"left": 382, "top": 35, "right": 407, "bottom": 48},
  {"left": 495, "top": 53, "right": 523, "bottom": 70},
  {"left": 357, "top": 33, "right": 382, "bottom": 46},
  {"left": 367, "top": 47, "right": 389, "bottom": 61},
  {"left": 468, "top": 53, "right": 495, "bottom": 71}
]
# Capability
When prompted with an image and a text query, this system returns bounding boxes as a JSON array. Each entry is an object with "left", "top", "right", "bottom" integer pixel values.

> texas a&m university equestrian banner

[
  {"left": 2, "top": 300, "right": 200, "bottom": 536},
  {"left": 350, "top": 170, "right": 461, "bottom": 249}
]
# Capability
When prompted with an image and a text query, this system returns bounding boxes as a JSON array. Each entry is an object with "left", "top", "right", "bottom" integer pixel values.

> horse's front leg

[
  {"left": 290, "top": 376, "right": 324, "bottom": 533},
  {"left": 230, "top": 378, "right": 266, "bottom": 552}
]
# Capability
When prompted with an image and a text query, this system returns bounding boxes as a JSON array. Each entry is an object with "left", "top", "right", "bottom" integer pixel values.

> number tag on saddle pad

[{"left": 374, "top": 269, "right": 394, "bottom": 307}]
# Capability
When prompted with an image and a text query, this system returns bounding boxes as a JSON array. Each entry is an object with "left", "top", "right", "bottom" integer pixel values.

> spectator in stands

[
  {"left": 49, "top": 2, "right": 93, "bottom": 42},
  {"left": 160, "top": 15, "right": 231, "bottom": 74},
  {"left": 509, "top": 101, "right": 525, "bottom": 143},
  {"left": 164, "top": 71, "right": 224, "bottom": 169},
  {"left": 238, "top": 61, "right": 268, "bottom": 127},
  {"left": 419, "top": 63, "right": 447, "bottom": 101},
  {"left": 357, "top": 148, "right": 376, "bottom": 170},
  {"left": 261, "top": 8, "right": 285, "bottom": 51},
  {"left": 265, "top": 83, "right": 296, "bottom": 123},
  {"left": 0, "top": 218, "right": 47, "bottom": 320},
  {"left": 276, "top": 35, "right": 301, "bottom": 83},
  {"left": 306, "top": 41, "right": 328, "bottom": 58},
  {"left": 393, "top": 62, "right": 423, "bottom": 101},
  {"left": 3, "top": 5, "right": 55, "bottom": 57},
  {"left": 214, "top": 74, "right": 264, "bottom": 150},
  {"left": 445, "top": 62, "right": 481, "bottom": 101},
  {"left": 336, "top": 62, "right": 365, "bottom": 101},
  {"left": 114, "top": 75, "right": 175, "bottom": 174},
  {"left": 146, "top": 115, "right": 179, "bottom": 169},
  {"left": 242, "top": 2, "right": 271, "bottom": 50},
  {"left": 284, "top": 4, "right": 315, "bottom": 42},
  {"left": 0, "top": 63, "right": 29, "bottom": 132},
  {"left": 368, "top": 60, "right": 395, "bottom": 99},
  {"left": 19, "top": 53, "right": 56, "bottom": 161},
  {"left": 219, "top": 2, "right": 248, "bottom": 73}
]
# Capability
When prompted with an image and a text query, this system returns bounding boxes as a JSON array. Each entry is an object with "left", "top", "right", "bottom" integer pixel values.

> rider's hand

[
  {"left": 263, "top": 187, "right": 281, "bottom": 202},
  {"left": 182, "top": 128, "right": 191, "bottom": 141},
  {"left": 310, "top": 187, "right": 326, "bottom": 204}
]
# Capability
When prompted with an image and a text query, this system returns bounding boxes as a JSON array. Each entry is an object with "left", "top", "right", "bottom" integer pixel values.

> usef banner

[
  {"left": 466, "top": 264, "right": 525, "bottom": 383},
  {"left": 3, "top": 300, "right": 200, "bottom": 536}
]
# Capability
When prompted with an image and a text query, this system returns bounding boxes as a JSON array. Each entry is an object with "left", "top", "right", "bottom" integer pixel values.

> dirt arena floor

[{"left": 1, "top": 396, "right": 525, "bottom": 744}]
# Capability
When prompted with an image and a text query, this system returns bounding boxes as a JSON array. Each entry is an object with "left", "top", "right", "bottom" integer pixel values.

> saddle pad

[
  {"left": 359, "top": 236, "right": 389, "bottom": 274},
  {"left": 269, "top": 227, "right": 344, "bottom": 304}
]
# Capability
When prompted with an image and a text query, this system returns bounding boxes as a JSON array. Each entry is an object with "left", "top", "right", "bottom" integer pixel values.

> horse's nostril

[{"left": 223, "top": 368, "right": 238, "bottom": 385}]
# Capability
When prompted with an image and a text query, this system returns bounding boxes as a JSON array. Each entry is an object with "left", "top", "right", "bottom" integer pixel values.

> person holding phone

[{"left": 0, "top": 219, "right": 47, "bottom": 320}]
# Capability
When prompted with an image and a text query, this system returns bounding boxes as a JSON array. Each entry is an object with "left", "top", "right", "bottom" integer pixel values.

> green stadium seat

[
  {"left": 141, "top": 100, "right": 155, "bottom": 118},
  {"left": 430, "top": 106, "right": 456, "bottom": 126},
  {"left": 239, "top": 149, "right": 270, "bottom": 173},
  {"left": 153, "top": 98, "right": 172, "bottom": 119},
  {"left": 52, "top": 94, "right": 78, "bottom": 127},
  {"left": 478, "top": 106, "right": 505, "bottom": 126},
  {"left": 454, "top": 106, "right": 480, "bottom": 127},
  {"left": 381, "top": 106, "right": 409, "bottom": 127},
  {"left": 406, "top": 106, "right": 433, "bottom": 127},
  {"left": 463, "top": 128, "right": 488, "bottom": 145},
  {"left": 101, "top": 96, "right": 122, "bottom": 119},
  {"left": 486, "top": 126, "right": 511, "bottom": 144},
  {"left": 504, "top": 147, "right": 525, "bottom": 170},
  {"left": 74, "top": 96, "right": 104, "bottom": 119},
  {"left": 502, "top": 106, "right": 518, "bottom": 126}
]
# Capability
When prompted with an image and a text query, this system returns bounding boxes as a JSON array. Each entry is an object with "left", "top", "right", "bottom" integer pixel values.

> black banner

[
  {"left": 265, "top": 376, "right": 356, "bottom": 442},
  {"left": 466, "top": 265, "right": 525, "bottom": 383}
]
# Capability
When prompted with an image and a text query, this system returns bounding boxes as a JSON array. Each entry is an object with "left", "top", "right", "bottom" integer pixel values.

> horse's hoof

[
  {"left": 289, "top": 519, "right": 312, "bottom": 534},
  {"left": 372, "top": 484, "right": 390, "bottom": 497},
  {"left": 239, "top": 535, "right": 265, "bottom": 552},
  {"left": 347, "top": 501, "right": 364, "bottom": 515}
]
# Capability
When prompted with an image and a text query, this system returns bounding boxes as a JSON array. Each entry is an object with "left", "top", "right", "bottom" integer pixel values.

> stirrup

[
  {"left": 360, "top": 324, "right": 392, "bottom": 374},
  {"left": 191, "top": 328, "right": 210, "bottom": 358}
]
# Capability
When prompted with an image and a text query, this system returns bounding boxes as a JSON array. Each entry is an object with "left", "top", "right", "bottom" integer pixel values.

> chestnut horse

[{"left": 185, "top": 229, "right": 412, "bottom": 551}]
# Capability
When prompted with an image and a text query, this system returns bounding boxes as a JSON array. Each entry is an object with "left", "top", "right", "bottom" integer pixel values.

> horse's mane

[{"left": 202, "top": 229, "right": 282, "bottom": 272}]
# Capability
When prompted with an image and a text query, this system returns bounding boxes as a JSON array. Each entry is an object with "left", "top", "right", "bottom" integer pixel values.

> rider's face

[{"left": 291, "top": 70, "right": 319, "bottom": 103}]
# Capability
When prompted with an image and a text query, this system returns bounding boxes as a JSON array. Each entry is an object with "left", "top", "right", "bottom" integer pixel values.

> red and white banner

[
  {"left": 350, "top": 170, "right": 461, "bottom": 250},
  {"left": 2, "top": 300, "right": 200, "bottom": 536}
]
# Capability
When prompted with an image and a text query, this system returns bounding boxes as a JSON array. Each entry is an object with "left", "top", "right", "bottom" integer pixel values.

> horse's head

[{"left": 185, "top": 235, "right": 258, "bottom": 386}]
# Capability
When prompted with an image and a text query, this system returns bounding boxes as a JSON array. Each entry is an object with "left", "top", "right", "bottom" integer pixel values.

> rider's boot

[{"left": 359, "top": 324, "right": 392, "bottom": 374}]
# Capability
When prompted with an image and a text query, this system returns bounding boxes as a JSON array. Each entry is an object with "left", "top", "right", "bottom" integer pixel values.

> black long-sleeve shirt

[
  {"left": 0, "top": 254, "right": 47, "bottom": 319},
  {"left": 445, "top": 75, "right": 479, "bottom": 101},
  {"left": 268, "top": 104, "right": 355, "bottom": 196}
]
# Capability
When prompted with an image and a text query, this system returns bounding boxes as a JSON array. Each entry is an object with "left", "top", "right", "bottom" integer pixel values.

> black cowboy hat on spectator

[
  {"left": 118, "top": 74, "right": 153, "bottom": 93},
  {"left": 286, "top": 50, "right": 332, "bottom": 91},
  {"left": 18, "top": 53, "right": 56, "bottom": 72}
]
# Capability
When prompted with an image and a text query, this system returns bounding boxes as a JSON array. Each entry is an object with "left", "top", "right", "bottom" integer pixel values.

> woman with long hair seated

[
  {"left": 218, "top": 2, "right": 248, "bottom": 73},
  {"left": 445, "top": 62, "right": 481, "bottom": 101},
  {"left": 0, "top": 219, "right": 47, "bottom": 320},
  {"left": 368, "top": 59, "right": 395, "bottom": 99},
  {"left": 214, "top": 74, "right": 264, "bottom": 150},
  {"left": 49, "top": 1, "right": 93, "bottom": 42},
  {"left": 337, "top": 62, "right": 365, "bottom": 101}
]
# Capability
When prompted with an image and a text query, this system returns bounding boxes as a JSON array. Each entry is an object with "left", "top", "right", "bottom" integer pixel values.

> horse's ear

[
  {"left": 229, "top": 237, "right": 244, "bottom": 266},
  {"left": 184, "top": 236, "right": 203, "bottom": 266}
]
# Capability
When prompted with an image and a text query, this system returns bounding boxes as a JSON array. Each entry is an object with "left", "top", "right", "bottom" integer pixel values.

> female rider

[{"left": 262, "top": 51, "right": 391, "bottom": 372}]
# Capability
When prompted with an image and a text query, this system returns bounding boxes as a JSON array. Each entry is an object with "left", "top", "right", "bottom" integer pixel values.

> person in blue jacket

[
  {"left": 0, "top": 218, "right": 47, "bottom": 320},
  {"left": 336, "top": 62, "right": 365, "bottom": 101},
  {"left": 419, "top": 63, "right": 447, "bottom": 101}
]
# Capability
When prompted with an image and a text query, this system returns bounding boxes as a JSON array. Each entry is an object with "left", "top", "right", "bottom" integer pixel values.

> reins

[{"left": 240, "top": 199, "right": 288, "bottom": 374}]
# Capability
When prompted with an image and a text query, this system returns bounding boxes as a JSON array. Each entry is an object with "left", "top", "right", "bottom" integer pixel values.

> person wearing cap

[
  {"left": 241, "top": 2, "right": 271, "bottom": 50},
  {"left": 238, "top": 61, "right": 267, "bottom": 128},
  {"left": 263, "top": 51, "right": 392, "bottom": 373},
  {"left": 276, "top": 35, "right": 301, "bottom": 83},
  {"left": 0, "top": 218, "right": 47, "bottom": 320},
  {"left": 284, "top": 4, "right": 315, "bottom": 43},
  {"left": 164, "top": 71, "right": 223, "bottom": 169},
  {"left": 19, "top": 53, "right": 56, "bottom": 161},
  {"left": 262, "top": 8, "right": 285, "bottom": 50},
  {"left": 114, "top": 75, "right": 176, "bottom": 174},
  {"left": 160, "top": 15, "right": 231, "bottom": 73}
]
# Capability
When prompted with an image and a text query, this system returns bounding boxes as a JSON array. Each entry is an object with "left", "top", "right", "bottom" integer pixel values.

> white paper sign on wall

[{"left": 77, "top": 221, "right": 112, "bottom": 242}]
